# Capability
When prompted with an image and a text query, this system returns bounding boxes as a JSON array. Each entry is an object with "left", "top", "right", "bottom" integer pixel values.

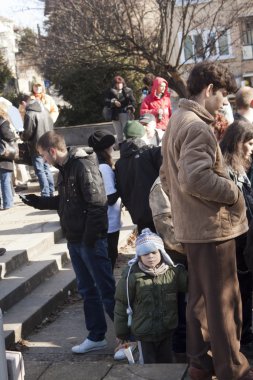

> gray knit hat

[{"left": 128, "top": 228, "right": 175, "bottom": 266}]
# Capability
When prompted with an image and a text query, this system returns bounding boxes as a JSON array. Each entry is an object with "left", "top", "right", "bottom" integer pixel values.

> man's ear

[
  {"left": 205, "top": 84, "right": 214, "bottom": 98},
  {"left": 48, "top": 147, "right": 56, "bottom": 156}
]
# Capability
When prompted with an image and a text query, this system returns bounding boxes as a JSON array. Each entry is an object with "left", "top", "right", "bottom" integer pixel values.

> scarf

[{"left": 138, "top": 260, "right": 169, "bottom": 277}]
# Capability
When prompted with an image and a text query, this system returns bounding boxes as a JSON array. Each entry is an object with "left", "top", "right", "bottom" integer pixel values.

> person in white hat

[{"left": 114, "top": 228, "right": 187, "bottom": 364}]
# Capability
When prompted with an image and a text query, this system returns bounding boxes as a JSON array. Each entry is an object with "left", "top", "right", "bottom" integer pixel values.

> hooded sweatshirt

[
  {"left": 115, "top": 138, "right": 161, "bottom": 227},
  {"left": 140, "top": 77, "right": 172, "bottom": 131}
]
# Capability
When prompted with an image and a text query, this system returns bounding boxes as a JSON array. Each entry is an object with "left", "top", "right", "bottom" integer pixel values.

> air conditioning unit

[{"left": 242, "top": 45, "right": 253, "bottom": 60}]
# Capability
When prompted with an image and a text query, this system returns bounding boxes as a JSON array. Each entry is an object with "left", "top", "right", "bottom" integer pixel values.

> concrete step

[
  {"left": 3, "top": 260, "right": 76, "bottom": 347},
  {"left": 0, "top": 221, "right": 62, "bottom": 279},
  {"left": 0, "top": 241, "right": 69, "bottom": 313},
  {"left": 23, "top": 361, "right": 188, "bottom": 380}
]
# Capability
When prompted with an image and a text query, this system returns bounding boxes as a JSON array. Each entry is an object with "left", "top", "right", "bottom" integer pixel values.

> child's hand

[{"left": 115, "top": 338, "right": 128, "bottom": 352}]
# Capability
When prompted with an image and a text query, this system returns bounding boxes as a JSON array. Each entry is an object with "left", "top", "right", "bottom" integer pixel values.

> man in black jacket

[
  {"left": 115, "top": 120, "right": 162, "bottom": 233},
  {"left": 21, "top": 131, "right": 115, "bottom": 354},
  {"left": 21, "top": 97, "right": 54, "bottom": 197}
]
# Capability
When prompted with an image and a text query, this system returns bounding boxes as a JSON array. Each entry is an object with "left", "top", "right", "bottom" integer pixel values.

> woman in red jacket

[{"left": 140, "top": 77, "right": 172, "bottom": 131}]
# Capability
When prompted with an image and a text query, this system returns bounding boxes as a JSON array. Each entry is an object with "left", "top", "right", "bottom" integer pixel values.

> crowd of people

[
  {"left": 2, "top": 62, "right": 253, "bottom": 379},
  {"left": 0, "top": 82, "right": 58, "bottom": 211}
]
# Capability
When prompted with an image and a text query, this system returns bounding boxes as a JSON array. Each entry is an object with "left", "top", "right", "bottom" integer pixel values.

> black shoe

[{"left": 0, "top": 248, "right": 6, "bottom": 256}]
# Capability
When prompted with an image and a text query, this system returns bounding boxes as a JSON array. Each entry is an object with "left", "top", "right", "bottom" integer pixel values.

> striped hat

[{"left": 128, "top": 228, "right": 175, "bottom": 266}]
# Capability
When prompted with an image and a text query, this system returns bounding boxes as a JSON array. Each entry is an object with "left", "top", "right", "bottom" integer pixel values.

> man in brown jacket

[{"left": 161, "top": 62, "right": 253, "bottom": 380}]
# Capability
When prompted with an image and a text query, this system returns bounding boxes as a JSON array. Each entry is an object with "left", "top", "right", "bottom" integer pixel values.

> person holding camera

[
  {"left": 140, "top": 77, "right": 172, "bottom": 132},
  {"left": 104, "top": 76, "right": 136, "bottom": 147}
]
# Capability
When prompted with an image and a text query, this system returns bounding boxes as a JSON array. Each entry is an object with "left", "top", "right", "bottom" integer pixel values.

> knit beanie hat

[
  {"left": 123, "top": 120, "right": 145, "bottom": 139},
  {"left": 139, "top": 113, "right": 156, "bottom": 124},
  {"left": 128, "top": 228, "right": 175, "bottom": 266},
  {"left": 88, "top": 130, "right": 115, "bottom": 152}
]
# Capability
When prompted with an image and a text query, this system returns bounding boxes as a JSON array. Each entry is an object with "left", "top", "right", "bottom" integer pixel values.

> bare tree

[{"left": 43, "top": 0, "right": 252, "bottom": 97}]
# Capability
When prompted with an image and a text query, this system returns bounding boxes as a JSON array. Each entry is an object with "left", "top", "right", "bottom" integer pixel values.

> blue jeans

[
  {"left": 0, "top": 168, "right": 13, "bottom": 209},
  {"left": 67, "top": 238, "right": 115, "bottom": 342},
  {"left": 32, "top": 155, "right": 54, "bottom": 197}
]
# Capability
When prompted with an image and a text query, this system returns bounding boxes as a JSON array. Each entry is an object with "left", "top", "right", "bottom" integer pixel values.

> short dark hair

[
  {"left": 113, "top": 76, "right": 126, "bottom": 87},
  {"left": 20, "top": 94, "right": 31, "bottom": 103},
  {"left": 37, "top": 131, "right": 66, "bottom": 152},
  {"left": 143, "top": 73, "right": 155, "bottom": 87},
  {"left": 187, "top": 61, "right": 237, "bottom": 96}
]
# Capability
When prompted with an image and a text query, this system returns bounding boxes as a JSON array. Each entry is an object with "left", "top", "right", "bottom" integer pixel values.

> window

[
  {"left": 208, "top": 32, "right": 217, "bottom": 56},
  {"left": 241, "top": 17, "right": 253, "bottom": 46},
  {"left": 178, "top": 29, "right": 232, "bottom": 63},
  {"left": 193, "top": 34, "right": 204, "bottom": 58},
  {"left": 184, "top": 35, "right": 193, "bottom": 60},
  {"left": 241, "top": 18, "right": 253, "bottom": 60},
  {"left": 218, "top": 31, "right": 229, "bottom": 56}
]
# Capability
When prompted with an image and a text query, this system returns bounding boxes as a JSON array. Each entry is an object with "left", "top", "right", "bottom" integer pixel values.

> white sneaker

[
  {"left": 114, "top": 342, "right": 137, "bottom": 361},
  {"left": 72, "top": 338, "right": 107, "bottom": 354}
]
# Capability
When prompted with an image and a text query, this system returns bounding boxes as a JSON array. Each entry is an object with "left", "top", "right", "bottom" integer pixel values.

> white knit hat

[{"left": 128, "top": 228, "right": 175, "bottom": 267}]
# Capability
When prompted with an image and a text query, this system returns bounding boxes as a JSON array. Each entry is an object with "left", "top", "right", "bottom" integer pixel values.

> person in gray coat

[{"left": 21, "top": 97, "right": 54, "bottom": 197}]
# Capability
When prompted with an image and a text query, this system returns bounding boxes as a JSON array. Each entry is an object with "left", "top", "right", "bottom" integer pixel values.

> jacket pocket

[{"left": 227, "top": 190, "right": 246, "bottom": 227}]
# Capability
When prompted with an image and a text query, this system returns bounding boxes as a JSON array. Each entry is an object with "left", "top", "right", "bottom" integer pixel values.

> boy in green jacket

[{"left": 114, "top": 228, "right": 187, "bottom": 363}]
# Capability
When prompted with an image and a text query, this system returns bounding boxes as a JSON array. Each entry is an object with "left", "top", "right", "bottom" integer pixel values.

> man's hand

[
  {"left": 19, "top": 194, "right": 42, "bottom": 209},
  {"left": 114, "top": 100, "right": 121, "bottom": 108}
]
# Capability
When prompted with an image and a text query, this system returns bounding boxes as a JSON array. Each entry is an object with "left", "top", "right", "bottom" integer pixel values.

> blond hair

[
  {"left": 0, "top": 106, "right": 9, "bottom": 121},
  {"left": 235, "top": 86, "right": 253, "bottom": 109}
]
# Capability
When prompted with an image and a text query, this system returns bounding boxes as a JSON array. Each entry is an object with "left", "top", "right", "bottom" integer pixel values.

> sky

[{"left": 0, "top": 0, "right": 46, "bottom": 31}]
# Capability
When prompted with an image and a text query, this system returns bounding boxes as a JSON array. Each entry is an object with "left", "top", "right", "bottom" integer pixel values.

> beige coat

[
  {"left": 149, "top": 177, "right": 184, "bottom": 254},
  {"left": 160, "top": 99, "right": 248, "bottom": 243}
]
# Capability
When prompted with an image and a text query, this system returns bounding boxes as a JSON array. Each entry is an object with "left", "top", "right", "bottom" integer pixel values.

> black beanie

[{"left": 88, "top": 130, "right": 115, "bottom": 151}]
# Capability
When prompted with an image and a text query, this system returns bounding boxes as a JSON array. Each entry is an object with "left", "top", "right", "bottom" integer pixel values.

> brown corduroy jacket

[{"left": 160, "top": 99, "right": 248, "bottom": 243}]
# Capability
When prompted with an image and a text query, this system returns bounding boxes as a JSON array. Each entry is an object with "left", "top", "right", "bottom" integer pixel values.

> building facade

[{"left": 174, "top": 0, "right": 253, "bottom": 87}]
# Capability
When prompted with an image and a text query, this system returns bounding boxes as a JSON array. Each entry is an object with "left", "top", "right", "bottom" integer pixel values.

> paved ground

[
  {"left": 0, "top": 188, "right": 189, "bottom": 379},
  {"left": 2, "top": 176, "right": 241, "bottom": 379},
  {"left": 17, "top": 236, "right": 189, "bottom": 380}
]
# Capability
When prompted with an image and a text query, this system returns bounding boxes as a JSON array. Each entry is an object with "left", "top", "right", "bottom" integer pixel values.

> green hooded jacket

[{"left": 114, "top": 262, "right": 187, "bottom": 342}]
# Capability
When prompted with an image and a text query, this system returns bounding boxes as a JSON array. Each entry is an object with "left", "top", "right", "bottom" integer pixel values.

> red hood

[{"left": 151, "top": 77, "right": 169, "bottom": 98}]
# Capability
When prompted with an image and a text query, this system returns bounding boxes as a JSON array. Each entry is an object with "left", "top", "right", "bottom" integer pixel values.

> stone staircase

[{"left": 0, "top": 193, "right": 77, "bottom": 348}]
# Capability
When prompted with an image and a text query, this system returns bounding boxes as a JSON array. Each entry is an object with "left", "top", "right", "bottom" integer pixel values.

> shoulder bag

[{"left": 0, "top": 138, "right": 18, "bottom": 161}]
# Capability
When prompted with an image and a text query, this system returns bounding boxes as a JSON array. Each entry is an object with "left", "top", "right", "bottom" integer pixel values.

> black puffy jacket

[
  {"left": 37, "top": 147, "right": 108, "bottom": 244},
  {"left": 115, "top": 139, "right": 162, "bottom": 228}
]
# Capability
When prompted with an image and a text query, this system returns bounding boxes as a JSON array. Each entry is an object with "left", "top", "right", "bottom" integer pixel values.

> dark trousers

[
  {"left": 185, "top": 240, "right": 249, "bottom": 380},
  {"left": 137, "top": 220, "right": 156, "bottom": 235},
  {"left": 172, "top": 292, "right": 187, "bottom": 353},
  {"left": 138, "top": 333, "right": 173, "bottom": 364},
  {"left": 67, "top": 239, "right": 115, "bottom": 342},
  {"left": 236, "top": 233, "right": 253, "bottom": 345},
  {"left": 107, "top": 231, "right": 119, "bottom": 270}
]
